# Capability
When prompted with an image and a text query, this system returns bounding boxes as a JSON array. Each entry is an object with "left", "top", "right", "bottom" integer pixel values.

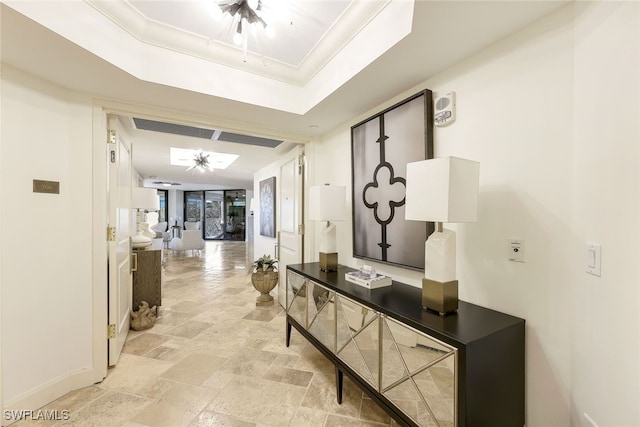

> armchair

[
  {"left": 151, "top": 221, "right": 167, "bottom": 235},
  {"left": 169, "top": 230, "right": 205, "bottom": 255},
  {"left": 151, "top": 222, "right": 171, "bottom": 247}
]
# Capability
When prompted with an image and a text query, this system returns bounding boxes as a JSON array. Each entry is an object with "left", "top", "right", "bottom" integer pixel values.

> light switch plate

[{"left": 586, "top": 243, "right": 602, "bottom": 277}]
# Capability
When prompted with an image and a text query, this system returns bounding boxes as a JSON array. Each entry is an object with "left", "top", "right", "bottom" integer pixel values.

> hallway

[{"left": 16, "top": 241, "right": 392, "bottom": 426}]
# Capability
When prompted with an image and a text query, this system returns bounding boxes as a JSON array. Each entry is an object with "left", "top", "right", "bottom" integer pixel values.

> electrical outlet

[{"left": 508, "top": 239, "right": 525, "bottom": 262}]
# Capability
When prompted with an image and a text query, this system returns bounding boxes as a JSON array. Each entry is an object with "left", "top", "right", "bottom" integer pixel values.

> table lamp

[
  {"left": 309, "top": 184, "right": 347, "bottom": 272},
  {"left": 132, "top": 187, "right": 160, "bottom": 248},
  {"left": 405, "top": 157, "right": 479, "bottom": 315}
]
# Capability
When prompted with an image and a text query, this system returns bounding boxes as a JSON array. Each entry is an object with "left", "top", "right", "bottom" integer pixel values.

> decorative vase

[
  {"left": 131, "top": 230, "right": 152, "bottom": 248},
  {"left": 251, "top": 268, "right": 279, "bottom": 306},
  {"left": 140, "top": 222, "right": 156, "bottom": 239}
]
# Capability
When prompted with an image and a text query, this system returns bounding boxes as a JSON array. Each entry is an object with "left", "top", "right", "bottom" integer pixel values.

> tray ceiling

[{"left": 1, "top": 0, "right": 571, "bottom": 190}]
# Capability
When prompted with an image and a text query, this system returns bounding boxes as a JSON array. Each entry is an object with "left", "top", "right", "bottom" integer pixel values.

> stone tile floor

[{"left": 15, "top": 241, "right": 393, "bottom": 426}]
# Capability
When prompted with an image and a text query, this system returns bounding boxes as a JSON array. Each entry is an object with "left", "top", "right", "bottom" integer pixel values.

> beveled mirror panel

[
  {"left": 382, "top": 379, "right": 440, "bottom": 426},
  {"left": 306, "top": 281, "right": 335, "bottom": 351},
  {"left": 413, "top": 359, "right": 455, "bottom": 426},
  {"left": 286, "top": 271, "right": 308, "bottom": 327},
  {"left": 336, "top": 295, "right": 380, "bottom": 388},
  {"left": 381, "top": 316, "right": 457, "bottom": 427}
]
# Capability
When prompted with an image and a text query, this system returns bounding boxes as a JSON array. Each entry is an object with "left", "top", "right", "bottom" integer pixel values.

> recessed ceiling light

[{"left": 309, "top": 125, "right": 319, "bottom": 129}]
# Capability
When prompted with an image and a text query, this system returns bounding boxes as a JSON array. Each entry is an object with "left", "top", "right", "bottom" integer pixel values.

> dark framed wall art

[
  {"left": 259, "top": 176, "right": 276, "bottom": 238},
  {"left": 351, "top": 89, "right": 434, "bottom": 270}
]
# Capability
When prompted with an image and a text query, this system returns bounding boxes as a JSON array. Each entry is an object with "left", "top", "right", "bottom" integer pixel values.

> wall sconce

[{"left": 405, "top": 157, "right": 479, "bottom": 315}]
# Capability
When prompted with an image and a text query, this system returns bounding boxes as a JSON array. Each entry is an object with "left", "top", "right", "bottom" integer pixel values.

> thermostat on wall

[{"left": 434, "top": 91, "right": 456, "bottom": 126}]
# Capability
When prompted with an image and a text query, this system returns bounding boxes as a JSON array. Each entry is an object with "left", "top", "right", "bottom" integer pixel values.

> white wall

[
  {"left": 168, "top": 189, "right": 183, "bottom": 227},
  {"left": 570, "top": 2, "right": 640, "bottom": 425},
  {"left": 312, "top": 3, "right": 639, "bottom": 426},
  {"left": 245, "top": 189, "right": 254, "bottom": 243},
  {"left": 1, "top": 65, "right": 95, "bottom": 414}
]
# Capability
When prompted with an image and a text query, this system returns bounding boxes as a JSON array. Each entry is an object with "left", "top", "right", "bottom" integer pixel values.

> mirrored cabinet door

[
  {"left": 286, "top": 271, "right": 308, "bottom": 327},
  {"left": 306, "top": 281, "right": 335, "bottom": 352},
  {"left": 335, "top": 295, "right": 380, "bottom": 389},
  {"left": 381, "top": 316, "right": 457, "bottom": 427}
]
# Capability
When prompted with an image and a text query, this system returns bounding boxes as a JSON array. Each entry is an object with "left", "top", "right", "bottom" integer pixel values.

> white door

[
  {"left": 107, "top": 115, "right": 133, "bottom": 366},
  {"left": 277, "top": 146, "right": 304, "bottom": 307}
]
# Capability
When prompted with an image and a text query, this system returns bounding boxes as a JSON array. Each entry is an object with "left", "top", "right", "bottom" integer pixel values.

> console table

[
  {"left": 132, "top": 248, "right": 162, "bottom": 313},
  {"left": 285, "top": 263, "right": 524, "bottom": 427}
]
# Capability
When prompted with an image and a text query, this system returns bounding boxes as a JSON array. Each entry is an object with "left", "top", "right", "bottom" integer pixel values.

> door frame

[
  {"left": 91, "top": 105, "right": 109, "bottom": 382},
  {"left": 107, "top": 114, "right": 134, "bottom": 366},
  {"left": 276, "top": 146, "right": 305, "bottom": 307},
  {"left": 91, "top": 101, "right": 311, "bottom": 381}
]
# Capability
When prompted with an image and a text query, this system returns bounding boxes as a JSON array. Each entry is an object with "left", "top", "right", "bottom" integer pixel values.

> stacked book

[{"left": 345, "top": 270, "right": 392, "bottom": 289}]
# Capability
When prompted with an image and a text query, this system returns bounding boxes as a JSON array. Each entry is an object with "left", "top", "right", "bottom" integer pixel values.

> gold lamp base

[
  {"left": 319, "top": 252, "right": 338, "bottom": 272},
  {"left": 422, "top": 278, "right": 458, "bottom": 316}
]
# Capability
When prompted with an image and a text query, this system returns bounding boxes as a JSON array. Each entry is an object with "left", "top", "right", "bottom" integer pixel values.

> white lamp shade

[
  {"left": 405, "top": 157, "right": 479, "bottom": 223},
  {"left": 249, "top": 197, "right": 256, "bottom": 212},
  {"left": 309, "top": 185, "right": 346, "bottom": 221},
  {"left": 133, "top": 187, "right": 160, "bottom": 210}
]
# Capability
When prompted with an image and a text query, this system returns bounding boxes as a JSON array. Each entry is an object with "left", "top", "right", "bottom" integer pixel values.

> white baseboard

[{"left": 2, "top": 368, "right": 97, "bottom": 426}]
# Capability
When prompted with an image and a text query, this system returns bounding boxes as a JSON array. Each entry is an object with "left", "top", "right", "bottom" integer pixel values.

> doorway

[
  {"left": 184, "top": 190, "right": 246, "bottom": 241},
  {"left": 89, "top": 106, "right": 308, "bottom": 397},
  {"left": 157, "top": 189, "right": 168, "bottom": 223},
  {"left": 204, "top": 191, "right": 224, "bottom": 239},
  {"left": 184, "top": 191, "right": 203, "bottom": 225}
]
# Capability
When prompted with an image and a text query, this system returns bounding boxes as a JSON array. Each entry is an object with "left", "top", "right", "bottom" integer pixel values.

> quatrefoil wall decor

[{"left": 351, "top": 90, "right": 435, "bottom": 270}]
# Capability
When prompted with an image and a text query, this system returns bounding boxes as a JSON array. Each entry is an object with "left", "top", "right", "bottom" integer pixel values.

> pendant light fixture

[
  {"left": 217, "top": 0, "right": 272, "bottom": 58},
  {"left": 186, "top": 151, "right": 214, "bottom": 173}
]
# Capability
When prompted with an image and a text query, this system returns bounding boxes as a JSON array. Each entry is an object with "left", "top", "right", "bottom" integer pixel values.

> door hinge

[
  {"left": 108, "top": 129, "right": 116, "bottom": 144},
  {"left": 298, "top": 224, "right": 305, "bottom": 235},
  {"left": 298, "top": 155, "right": 305, "bottom": 175},
  {"left": 107, "top": 227, "right": 116, "bottom": 241},
  {"left": 108, "top": 324, "right": 116, "bottom": 339}
]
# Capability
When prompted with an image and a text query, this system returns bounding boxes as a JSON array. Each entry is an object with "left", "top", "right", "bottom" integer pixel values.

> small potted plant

[{"left": 251, "top": 255, "right": 279, "bottom": 306}]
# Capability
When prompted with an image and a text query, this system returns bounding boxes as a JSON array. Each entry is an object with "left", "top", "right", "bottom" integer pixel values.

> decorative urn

[{"left": 251, "top": 255, "right": 279, "bottom": 306}]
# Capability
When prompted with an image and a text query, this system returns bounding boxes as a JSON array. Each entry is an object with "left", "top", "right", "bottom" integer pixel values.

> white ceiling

[
  {"left": 0, "top": 0, "right": 570, "bottom": 190},
  {"left": 84, "top": 0, "right": 394, "bottom": 89},
  {"left": 127, "top": 0, "right": 353, "bottom": 66}
]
